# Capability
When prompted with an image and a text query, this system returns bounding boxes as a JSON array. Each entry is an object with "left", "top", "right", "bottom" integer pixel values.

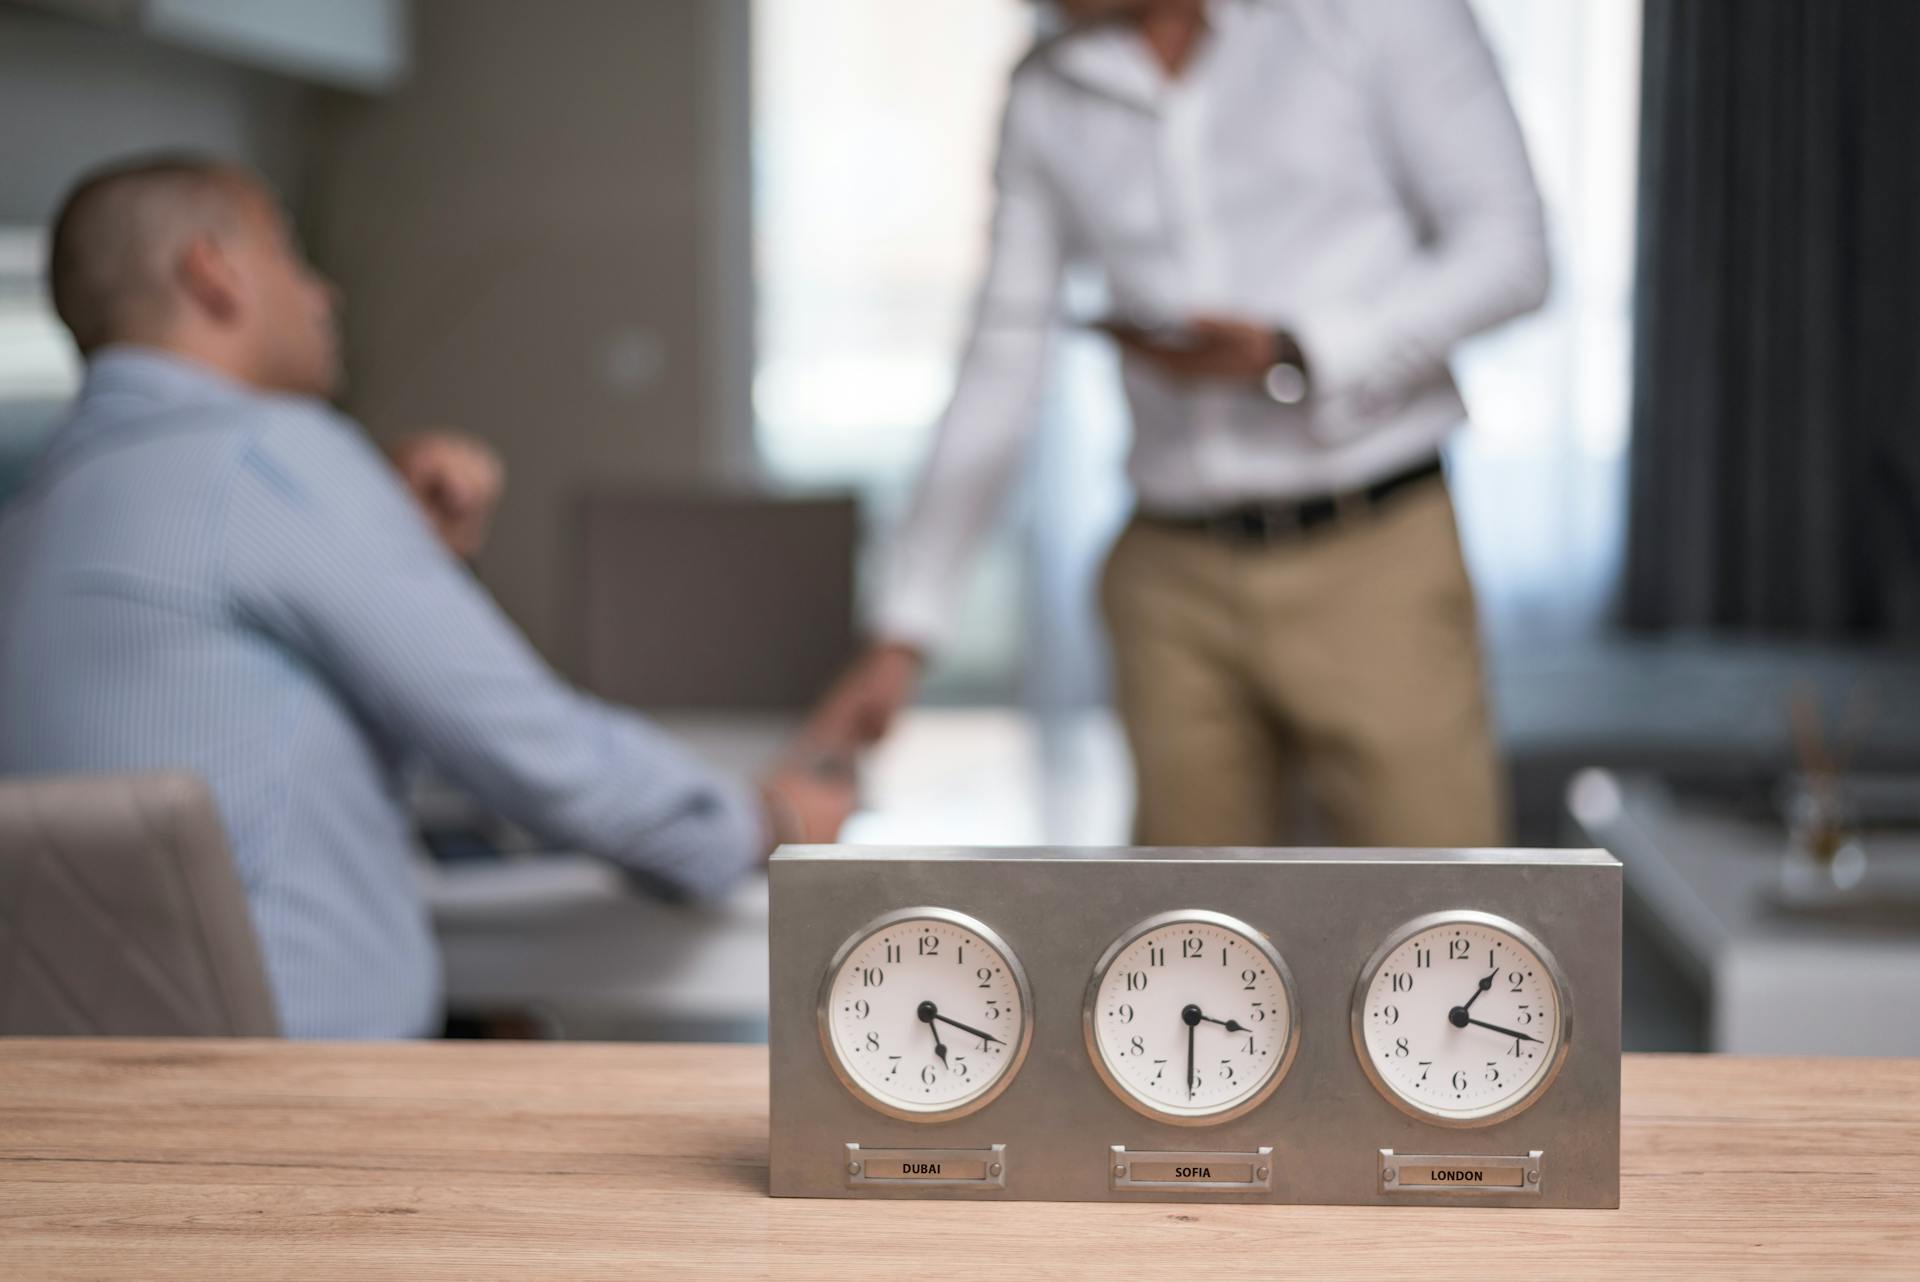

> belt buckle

[
  {"left": 1255, "top": 504, "right": 1300, "bottom": 544},
  {"left": 1334, "top": 489, "right": 1371, "bottom": 523}
]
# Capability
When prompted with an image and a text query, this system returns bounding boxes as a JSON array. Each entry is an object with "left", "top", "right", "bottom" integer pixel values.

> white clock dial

[
  {"left": 1084, "top": 910, "right": 1299, "bottom": 1124},
  {"left": 1353, "top": 911, "right": 1569, "bottom": 1125},
  {"left": 819, "top": 908, "right": 1032, "bottom": 1120}
]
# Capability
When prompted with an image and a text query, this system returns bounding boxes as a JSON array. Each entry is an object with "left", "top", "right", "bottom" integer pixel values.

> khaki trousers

[{"left": 1099, "top": 478, "right": 1507, "bottom": 848}]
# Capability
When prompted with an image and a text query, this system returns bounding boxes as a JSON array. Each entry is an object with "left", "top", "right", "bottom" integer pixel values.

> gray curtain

[{"left": 1622, "top": 0, "right": 1920, "bottom": 639}]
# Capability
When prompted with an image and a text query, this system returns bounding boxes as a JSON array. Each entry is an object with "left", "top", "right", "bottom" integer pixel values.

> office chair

[{"left": 0, "top": 772, "right": 279, "bottom": 1036}]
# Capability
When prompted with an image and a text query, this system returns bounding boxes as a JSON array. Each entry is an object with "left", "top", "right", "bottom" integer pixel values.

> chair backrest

[
  {"left": 570, "top": 488, "right": 858, "bottom": 710},
  {"left": 0, "top": 772, "right": 279, "bottom": 1036}
]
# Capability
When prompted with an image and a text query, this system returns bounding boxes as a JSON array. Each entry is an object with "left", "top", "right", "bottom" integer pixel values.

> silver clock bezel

[
  {"left": 817, "top": 905, "right": 1036, "bottom": 1123},
  {"left": 1082, "top": 908, "right": 1303, "bottom": 1128},
  {"left": 1349, "top": 908, "right": 1574, "bottom": 1129}
]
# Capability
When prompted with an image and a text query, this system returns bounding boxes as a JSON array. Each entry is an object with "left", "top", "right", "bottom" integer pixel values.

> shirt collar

[
  {"left": 1043, "top": 0, "right": 1263, "bottom": 111},
  {"left": 81, "top": 344, "right": 260, "bottom": 408}
]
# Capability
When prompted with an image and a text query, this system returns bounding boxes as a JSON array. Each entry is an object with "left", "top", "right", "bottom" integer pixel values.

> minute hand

[
  {"left": 930, "top": 1012, "right": 1004, "bottom": 1046},
  {"left": 1466, "top": 1017, "right": 1540, "bottom": 1042}
]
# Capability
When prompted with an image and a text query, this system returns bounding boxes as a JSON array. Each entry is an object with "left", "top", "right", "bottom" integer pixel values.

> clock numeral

[
  {"left": 1148, "top": 946, "right": 1166, "bottom": 967},
  {"left": 1249, "top": 1002, "right": 1266, "bottom": 1022},
  {"left": 953, "top": 1056, "right": 969, "bottom": 1078},
  {"left": 1393, "top": 1037, "right": 1410, "bottom": 1058},
  {"left": 1487, "top": 947, "right": 1496, "bottom": 969},
  {"left": 1516, "top": 1004, "right": 1532, "bottom": 1025},
  {"left": 1243, "top": 1035, "right": 1255, "bottom": 1054},
  {"left": 1153, "top": 1059, "right": 1168, "bottom": 1081},
  {"left": 861, "top": 967, "right": 884, "bottom": 988},
  {"left": 956, "top": 945, "right": 964, "bottom": 965},
  {"left": 887, "top": 1056, "right": 902, "bottom": 1078},
  {"left": 1116, "top": 1003, "right": 1135, "bottom": 1024},
  {"left": 985, "top": 1002, "right": 1002, "bottom": 1020},
  {"left": 1484, "top": 1061, "right": 1501, "bottom": 1084},
  {"left": 1448, "top": 938, "right": 1471, "bottom": 961},
  {"left": 1452, "top": 1070, "right": 1469, "bottom": 1091},
  {"left": 1129, "top": 1035, "right": 1145, "bottom": 1056},
  {"left": 1508, "top": 970, "right": 1526, "bottom": 992},
  {"left": 864, "top": 1031, "right": 880, "bottom": 1051},
  {"left": 1381, "top": 1003, "right": 1400, "bottom": 1025},
  {"left": 1218, "top": 1060, "right": 1235, "bottom": 1082},
  {"left": 1182, "top": 937, "right": 1204, "bottom": 960},
  {"left": 851, "top": 999, "right": 870, "bottom": 1019},
  {"left": 976, "top": 967, "right": 994, "bottom": 989},
  {"left": 1123, "top": 971, "right": 1148, "bottom": 992},
  {"left": 1240, "top": 968, "right": 1258, "bottom": 991},
  {"left": 1507, "top": 1038, "right": 1525, "bottom": 1058},
  {"left": 1417, "top": 1060, "right": 1433, "bottom": 1083},
  {"left": 1388, "top": 972, "right": 1413, "bottom": 993},
  {"left": 1414, "top": 947, "right": 1432, "bottom": 969},
  {"left": 917, "top": 934, "right": 939, "bottom": 957},
  {"left": 884, "top": 944, "right": 901, "bottom": 964},
  {"left": 1190, "top": 1071, "right": 1204, "bottom": 1092},
  {"left": 921, "top": 1065, "right": 938, "bottom": 1086}
]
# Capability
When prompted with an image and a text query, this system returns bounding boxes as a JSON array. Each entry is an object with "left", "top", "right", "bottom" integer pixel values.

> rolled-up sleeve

[
  {"left": 222, "top": 407, "right": 763, "bottom": 901},
  {"left": 1295, "top": 0, "right": 1550, "bottom": 410},
  {"left": 870, "top": 66, "right": 1068, "bottom": 650}
]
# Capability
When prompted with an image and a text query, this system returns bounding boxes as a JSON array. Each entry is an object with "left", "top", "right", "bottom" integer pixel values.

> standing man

[{"left": 807, "top": 0, "right": 1548, "bottom": 846}]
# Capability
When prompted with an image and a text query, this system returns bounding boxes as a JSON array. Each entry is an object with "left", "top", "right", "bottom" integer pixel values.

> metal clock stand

[{"left": 769, "top": 845, "right": 1621, "bottom": 1208}]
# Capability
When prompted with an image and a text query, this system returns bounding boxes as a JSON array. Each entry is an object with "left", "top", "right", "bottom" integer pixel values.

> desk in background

[
  {"left": 1, "top": 1039, "right": 1914, "bottom": 1280},
  {"left": 422, "top": 708, "right": 1129, "bottom": 1039}
]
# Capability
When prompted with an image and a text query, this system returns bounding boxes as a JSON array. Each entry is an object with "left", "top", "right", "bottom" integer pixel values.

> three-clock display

[
  {"left": 818, "top": 904, "right": 1570, "bottom": 1130},
  {"left": 819, "top": 907, "right": 1033, "bottom": 1120},
  {"left": 1352, "top": 910, "right": 1570, "bottom": 1125},
  {"left": 1084, "top": 910, "right": 1300, "bottom": 1125}
]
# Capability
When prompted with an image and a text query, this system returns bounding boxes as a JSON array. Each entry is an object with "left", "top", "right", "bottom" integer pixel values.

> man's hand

[
  {"left": 387, "top": 431, "right": 505, "bottom": 560},
  {"left": 803, "top": 641, "right": 925, "bottom": 754},
  {"left": 1112, "top": 316, "right": 1278, "bottom": 383},
  {"left": 759, "top": 759, "right": 858, "bottom": 851}
]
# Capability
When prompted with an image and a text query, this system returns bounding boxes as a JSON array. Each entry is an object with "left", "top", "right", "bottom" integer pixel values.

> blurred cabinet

[{"left": 14, "top": 0, "right": 409, "bottom": 91}]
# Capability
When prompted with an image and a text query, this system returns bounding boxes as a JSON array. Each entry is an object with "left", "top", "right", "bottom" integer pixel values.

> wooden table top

[{"left": 2, "top": 1041, "right": 1915, "bottom": 1280}]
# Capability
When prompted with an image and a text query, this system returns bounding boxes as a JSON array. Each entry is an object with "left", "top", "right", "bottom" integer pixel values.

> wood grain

[{"left": 1, "top": 1041, "right": 1915, "bottom": 1280}]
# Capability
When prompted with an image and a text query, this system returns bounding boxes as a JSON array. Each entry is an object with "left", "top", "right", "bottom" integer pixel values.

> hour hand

[{"left": 1197, "top": 1013, "right": 1245, "bottom": 1033}]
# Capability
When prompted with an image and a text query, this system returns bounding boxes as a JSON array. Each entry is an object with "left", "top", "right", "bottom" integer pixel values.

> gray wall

[
  {"left": 0, "top": 6, "right": 312, "bottom": 227},
  {"left": 308, "top": 0, "right": 753, "bottom": 666}
]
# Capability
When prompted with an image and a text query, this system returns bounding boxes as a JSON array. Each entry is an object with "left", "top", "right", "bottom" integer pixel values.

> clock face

[
  {"left": 819, "top": 908, "right": 1032, "bottom": 1120},
  {"left": 1353, "top": 912, "right": 1569, "bottom": 1125},
  {"left": 1084, "top": 910, "right": 1299, "bottom": 1124}
]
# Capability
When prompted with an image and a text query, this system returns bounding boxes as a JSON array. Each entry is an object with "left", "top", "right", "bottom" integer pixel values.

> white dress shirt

[{"left": 875, "top": 0, "right": 1549, "bottom": 647}]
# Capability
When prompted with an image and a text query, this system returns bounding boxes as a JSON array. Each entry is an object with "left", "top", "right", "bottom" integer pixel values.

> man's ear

[{"left": 175, "top": 234, "right": 244, "bottom": 325}]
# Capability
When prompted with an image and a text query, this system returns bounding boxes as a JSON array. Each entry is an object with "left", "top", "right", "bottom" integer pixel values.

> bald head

[
  {"left": 49, "top": 156, "right": 252, "bottom": 354},
  {"left": 47, "top": 154, "right": 341, "bottom": 397}
]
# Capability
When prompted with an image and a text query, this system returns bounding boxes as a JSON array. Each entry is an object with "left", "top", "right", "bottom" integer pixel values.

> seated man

[{"left": 0, "top": 155, "right": 852, "bottom": 1038}]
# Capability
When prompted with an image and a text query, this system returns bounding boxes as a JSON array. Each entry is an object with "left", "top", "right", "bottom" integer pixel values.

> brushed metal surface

[{"left": 770, "top": 846, "right": 1620, "bottom": 1207}]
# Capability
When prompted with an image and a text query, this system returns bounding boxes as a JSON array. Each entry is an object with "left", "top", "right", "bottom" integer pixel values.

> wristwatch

[{"left": 1261, "top": 329, "right": 1311, "bottom": 406}]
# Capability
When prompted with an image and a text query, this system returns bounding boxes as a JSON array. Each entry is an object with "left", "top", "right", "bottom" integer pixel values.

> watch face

[
  {"left": 1353, "top": 912, "right": 1569, "bottom": 1126},
  {"left": 819, "top": 908, "right": 1033, "bottom": 1120},
  {"left": 1084, "top": 910, "right": 1299, "bottom": 1125}
]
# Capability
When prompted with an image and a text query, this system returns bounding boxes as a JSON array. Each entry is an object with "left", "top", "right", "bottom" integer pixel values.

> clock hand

[
  {"left": 1463, "top": 1016, "right": 1540, "bottom": 1043},
  {"left": 930, "top": 1012, "right": 1004, "bottom": 1046},
  {"left": 1448, "top": 969, "right": 1501, "bottom": 1027},
  {"left": 1182, "top": 1004, "right": 1201, "bottom": 1100},
  {"left": 1196, "top": 1013, "right": 1246, "bottom": 1033},
  {"left": 916, "top": 1000, "right": 951, "bottom": 1068}
]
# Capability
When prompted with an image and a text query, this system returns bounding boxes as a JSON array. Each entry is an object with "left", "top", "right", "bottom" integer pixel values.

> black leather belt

[{"left": 1139, "top": 455, "right": 1445, "bottom": 544}]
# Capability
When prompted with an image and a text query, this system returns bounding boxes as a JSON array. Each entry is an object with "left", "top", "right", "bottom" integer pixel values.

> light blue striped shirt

[{"left": 0, "top": 348, "right": 763, "bottom": 1037}]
